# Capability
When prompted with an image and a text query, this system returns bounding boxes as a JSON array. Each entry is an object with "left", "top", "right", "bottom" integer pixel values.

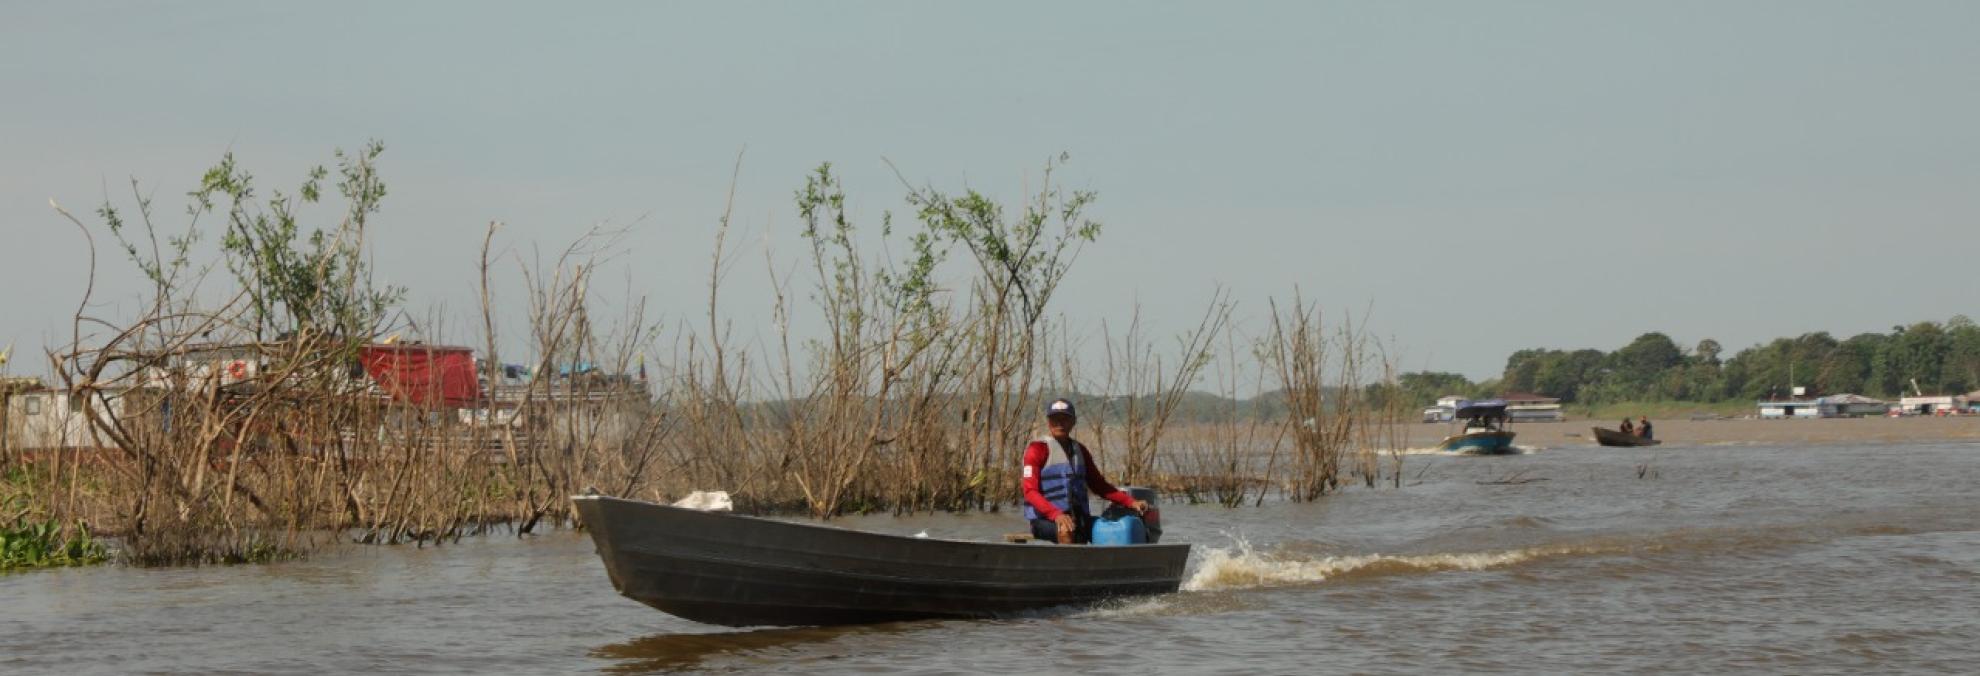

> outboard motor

[{"left": 1094, "top": 486, "right": 1163, "bottom": 545}]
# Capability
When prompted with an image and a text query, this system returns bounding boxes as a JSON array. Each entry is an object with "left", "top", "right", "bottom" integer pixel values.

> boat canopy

[{"left": 1454, "top": 399, "right": 1509, "bottom": 419}]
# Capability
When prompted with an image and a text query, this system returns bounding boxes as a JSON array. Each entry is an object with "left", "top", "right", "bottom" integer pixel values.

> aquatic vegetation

[
  {"left": 0, "top": 517, "right": 109, "bottom": 570},
  {"left": 119, "top": 521, "right": 299, "bottom": 567},
  {"left": 1, "top": 470, "right": 109, "bottom": 569}
]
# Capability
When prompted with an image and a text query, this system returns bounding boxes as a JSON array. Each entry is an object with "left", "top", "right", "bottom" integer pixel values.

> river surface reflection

[{"left": 6, "top": 441, "right": 1980, "bottom": 674}]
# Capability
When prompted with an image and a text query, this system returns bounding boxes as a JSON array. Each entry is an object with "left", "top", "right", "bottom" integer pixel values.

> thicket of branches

[{"left": 4, "top": 145, "right": 1406, "bottom": 565}]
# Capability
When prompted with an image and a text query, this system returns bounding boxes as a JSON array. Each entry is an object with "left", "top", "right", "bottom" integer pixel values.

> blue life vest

[{"left": 1023, "top": 437, "right": 1090, "bottom": 520}]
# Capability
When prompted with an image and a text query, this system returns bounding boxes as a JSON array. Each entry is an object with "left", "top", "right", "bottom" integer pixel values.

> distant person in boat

[
  {"left": 1638, "top": 417, "right": 1653, "bottom": 440},
  {"left": 1022, "top": 398, "right": 1150, "bottom": 544},
  {"left": 1619, "top": 418, "right": 1635, "bottom": 435}
]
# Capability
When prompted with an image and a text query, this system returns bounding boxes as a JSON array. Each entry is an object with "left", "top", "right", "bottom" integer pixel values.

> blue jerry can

[{"left": 1090, "top": 514, "right": 1148, "bottom": 546}]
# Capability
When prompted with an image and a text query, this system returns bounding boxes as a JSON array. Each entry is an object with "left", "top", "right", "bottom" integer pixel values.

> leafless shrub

[
  {"left": 1258, "top": 293, "right": 1404, "bottom": 501},
  {"left": 1170, "top": 315, "right": 1283, "bottom": 507},
  {"left": 1089, "top": 295, "right": 1229, "bottom": 486}
]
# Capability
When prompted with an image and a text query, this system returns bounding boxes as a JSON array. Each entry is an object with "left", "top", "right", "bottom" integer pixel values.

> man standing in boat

[{"left": 1022, "top": 398, "right": 1149, "bottom": 544}]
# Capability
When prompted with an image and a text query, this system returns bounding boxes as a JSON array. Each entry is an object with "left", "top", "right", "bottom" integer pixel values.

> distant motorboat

[
  {"left": 1437, "top": 428, "right": 1517, "bottom": 453},
  {"left": 1592, "top": 427, "right": 1660, "bottom": 447},
  {"left": 1435, "top": 400, "right": 1518, "bottom": 454}
]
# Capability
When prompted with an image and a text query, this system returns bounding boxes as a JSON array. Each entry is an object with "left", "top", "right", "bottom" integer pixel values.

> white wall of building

[
  {"left": 4, "top": 390, "right": 124, "bottom": 450},
  {"left": 1759, "top": 403, "right": 1819, "bottom": 419}
]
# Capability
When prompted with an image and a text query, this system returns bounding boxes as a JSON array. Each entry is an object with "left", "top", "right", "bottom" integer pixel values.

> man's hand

[
  {"left": 1054, "top": 514, "right": 1076, "bottom": 544},
  {"left": 1130, "top": 500, "right": 1151, "bottom": 515}
]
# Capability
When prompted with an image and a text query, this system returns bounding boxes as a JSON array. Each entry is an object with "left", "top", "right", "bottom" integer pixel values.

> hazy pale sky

[{"left": 5, "top": 1, "right": 1977, "bottom": 381}]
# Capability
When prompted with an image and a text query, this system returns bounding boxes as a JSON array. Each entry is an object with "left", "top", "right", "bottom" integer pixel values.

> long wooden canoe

[
  {"left": 1592, "top": 427, "right": 1661, "bottom": 447},
  {"left": 572, "top": 495, "right": 1191, "bottom": 627}
]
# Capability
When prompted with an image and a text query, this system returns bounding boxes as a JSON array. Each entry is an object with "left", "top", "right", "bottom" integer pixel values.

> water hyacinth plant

[{"left": 0, "top": 517, "right": 109, "bottom": 570}]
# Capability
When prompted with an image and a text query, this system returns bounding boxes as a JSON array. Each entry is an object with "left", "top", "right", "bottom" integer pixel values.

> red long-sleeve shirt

[{"left": 1020, "top": 438, "right": 1136, "bottom": 521}]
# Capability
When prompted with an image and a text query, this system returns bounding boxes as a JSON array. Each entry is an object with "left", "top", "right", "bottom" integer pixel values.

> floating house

[
  {"left": 1421, "top": 395, "right": 1465, "bottom": 423},
  {"left": 1500, "top": 392, "right": 1565, "bottom": 422},
  {"left": 1758, "top": 398, "right": 1820, "bottom": 419},
  {"left": 1815, "top": 393, "right": 1887, "bottom": 418},
  {"left": 1896, "top": 394, "right": 1969, "bottom": 416},
  {"left": 1425, "top": 393, "right": 1564, "bottom": 422}
]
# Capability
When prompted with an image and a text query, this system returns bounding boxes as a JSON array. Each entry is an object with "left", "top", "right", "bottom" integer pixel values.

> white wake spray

[
  {"left": 1181, "top": 536, "right": 1601, "bottom": 591},
  {"left": 1394, "top": 445, "right": 1539, "bottom": 456}
]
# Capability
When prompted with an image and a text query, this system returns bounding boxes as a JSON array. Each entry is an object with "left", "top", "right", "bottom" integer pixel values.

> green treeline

[{"left": 1391, "top": 316, "right": 1980, "bottom": 407}]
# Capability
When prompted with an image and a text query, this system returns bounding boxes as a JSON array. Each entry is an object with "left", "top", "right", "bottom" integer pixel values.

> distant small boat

[
  {"left": 572, "top": 494, "right": 1190, "bottom": 627},
  {"left": 1592, "top": 427, "right": 1660, "bottom": 447},
  {"left": 1435, "top": 400, "right": 1518, "bottom": 454}
]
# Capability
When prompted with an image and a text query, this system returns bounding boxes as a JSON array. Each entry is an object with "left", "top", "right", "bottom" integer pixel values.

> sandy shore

[{"left": 1406, "top": 416, "right": 1980, "bottom": 449}]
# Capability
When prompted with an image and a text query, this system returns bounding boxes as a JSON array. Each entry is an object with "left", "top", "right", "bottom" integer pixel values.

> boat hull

[
  {"left": 1437, "top": 430, "right": 1517, "bottom": 454},
  {"left": 1592, "top": 427, "right": 1661, "bottom": 447},
  {"left": 572, "top": 495, "right": 1191, "bottom": 627}
]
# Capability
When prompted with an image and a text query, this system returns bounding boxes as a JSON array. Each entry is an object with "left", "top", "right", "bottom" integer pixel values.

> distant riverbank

[
  {"left": 1408, "top": 415, "right": 1980, "bottom": 449},
  {"left": 1566, "top": 400, "right": 1757, "bottom": 421}
]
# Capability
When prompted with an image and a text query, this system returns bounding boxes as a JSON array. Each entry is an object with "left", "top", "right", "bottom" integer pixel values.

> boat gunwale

[{"left": 572, "top": 494, "right": 1192, "bottom": 556}]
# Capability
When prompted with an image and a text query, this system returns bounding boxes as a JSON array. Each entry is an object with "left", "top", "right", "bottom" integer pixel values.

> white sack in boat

[{"left": 672, "top": 491, "right": 733, "bottom": 511}]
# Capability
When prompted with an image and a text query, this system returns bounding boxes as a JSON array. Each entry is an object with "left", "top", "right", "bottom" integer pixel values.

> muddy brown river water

[{"left": 6, "top": 441, "right": 1979, "bottom": 674}]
